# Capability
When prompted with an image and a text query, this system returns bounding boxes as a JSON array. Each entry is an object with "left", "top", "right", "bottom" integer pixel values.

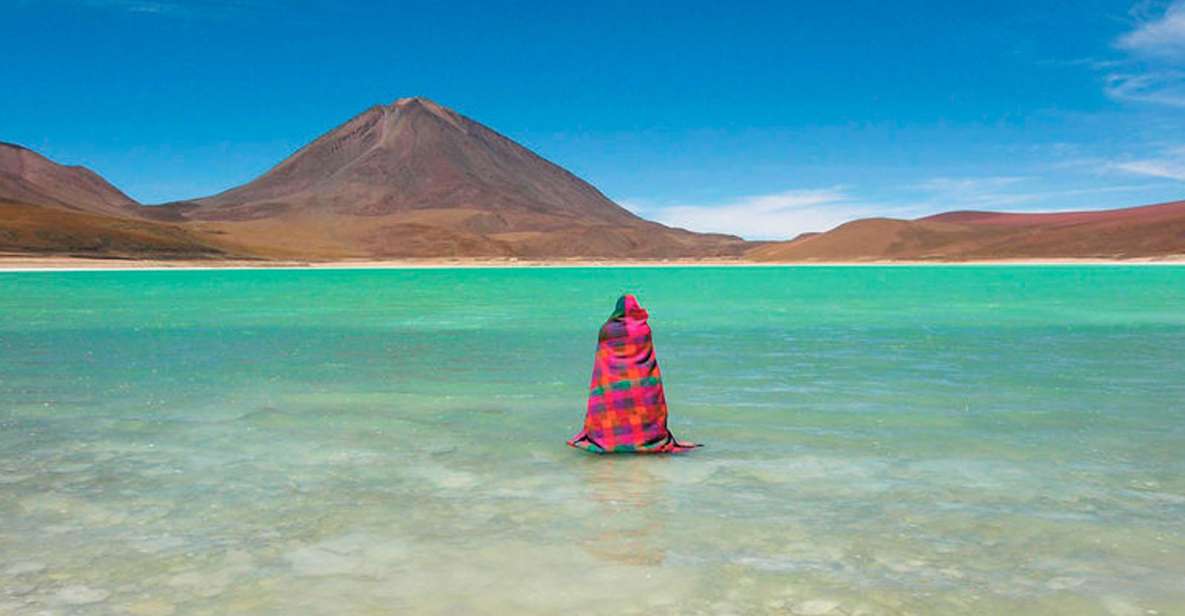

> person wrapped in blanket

[{"left": 568, "top": 294, "right": 700, "bottom": 454}]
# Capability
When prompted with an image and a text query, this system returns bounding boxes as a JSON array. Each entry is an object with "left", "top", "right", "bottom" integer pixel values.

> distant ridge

[
  {"left": 0, "top": 142, "right": 237, "bottom": 258},
  {"left": 0, "top": 142, "right": 140, "bottom": 217},
  {"left": 748, "top": 200, "right": 1185, "bottom": 261}
]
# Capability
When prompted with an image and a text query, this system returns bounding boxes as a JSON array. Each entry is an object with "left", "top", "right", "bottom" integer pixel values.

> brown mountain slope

[
  {"left": 0, "top": 142, "right": 140, "bottom": 217},
  {"left": 748, "top": 200, "right": 1185, "bottom": 261},
  {"left": 0, "top": 199, "right": 237, "bottom": 258},
  {"left": 158, "top": 97, "right": 746, "bottom": 258}
]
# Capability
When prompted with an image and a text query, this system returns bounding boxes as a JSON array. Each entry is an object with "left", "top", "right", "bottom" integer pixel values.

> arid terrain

[
  {"left": 0, "top": 99, "right": 746, "bottom": 261},
  {"left": 0, "top": 200, "right": 234, "bottom": 259},
  {"left": 0, "top": 144, "right": 240, "bottom": 258},
  {"left": 2, "top": 99, "right": 1184, "bottom": 264},
  {"left": 748, "top": 200, "right": 1185, "bottom": 262}
]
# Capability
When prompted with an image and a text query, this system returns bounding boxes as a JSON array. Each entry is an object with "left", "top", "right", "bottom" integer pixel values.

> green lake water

[{"left": 1, "top": 266, "right": 1183, "bottom": 614}]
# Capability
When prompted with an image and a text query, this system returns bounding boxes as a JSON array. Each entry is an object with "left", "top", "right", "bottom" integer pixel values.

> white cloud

[
  {"left": 1113, "top": 160, "right": 1185, "bottom": 179},
  {"left": 905, "top": 176, "right": 1050, "bottom": 210},
  {"left": 1104, "top": 70, "right": 1185, "bottom": 106},
  {"left": 1109, "top": 146, "right": 1185, "bottom": 180},
  {"left": 1117, "top": 1, "right": 1185, "bottom": 60},
  {"left": 622, "top": 188, "right": 879, "bottom": 241},
  {"left": 70, "top": 0, "right": 252, "bottom": 17},
  {"left": 81, "top": 0, "right": 186, "bottom": 13},
  {"left": 1104, "top": 1, "right": 1185, "bottom": 107},
  {"left": 911, "top": 175, "right": 1179, "bottom": 212},
  {"left": 911, "top": 176, "right": 1028, "bottom": 194}
]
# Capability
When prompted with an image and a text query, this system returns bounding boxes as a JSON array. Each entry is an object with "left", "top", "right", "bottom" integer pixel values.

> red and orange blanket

[{"left": 568, "top": 295, "right": 699, "bottom": 454}]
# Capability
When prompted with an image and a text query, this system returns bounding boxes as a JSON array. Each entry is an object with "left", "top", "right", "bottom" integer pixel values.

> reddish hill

[
  {"left": 159, "top": 97, "right": 746, "bottom": 258},
  {"left": 748, "top": 200, "right": 1185, "bottom": 261},
  {"left": 0, "top": 142, "right": 140, "bottom": 217},
  {"left": 0, "top": 143, "right": 240, "bottom": 258}
]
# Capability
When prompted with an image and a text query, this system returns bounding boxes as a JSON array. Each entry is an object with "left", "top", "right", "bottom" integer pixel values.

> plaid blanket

[{"left": 568, "top": 295, "right": 699, "bottom": 454}]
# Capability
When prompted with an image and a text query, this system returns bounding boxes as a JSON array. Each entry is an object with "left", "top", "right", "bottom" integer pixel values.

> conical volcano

[{"left": 165, "top": 98, "right": 745, "bottom": 258}]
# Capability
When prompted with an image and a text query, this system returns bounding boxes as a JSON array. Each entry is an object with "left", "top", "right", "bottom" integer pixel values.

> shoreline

[{"left": 2, "top": 255, "right": 1185, "bottom": 271}]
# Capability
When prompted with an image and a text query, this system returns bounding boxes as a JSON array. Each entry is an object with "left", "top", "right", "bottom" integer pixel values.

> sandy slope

[{"left": 0, "top": 200, "right": 241, "bottom": 259}]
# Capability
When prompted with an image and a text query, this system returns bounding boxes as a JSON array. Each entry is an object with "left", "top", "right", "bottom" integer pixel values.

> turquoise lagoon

[{"left": 1, "top": 266, "right": 1183, "bottom": 614}]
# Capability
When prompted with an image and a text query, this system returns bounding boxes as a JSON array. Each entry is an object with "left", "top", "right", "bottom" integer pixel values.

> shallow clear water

[{"left": 1, "top": 266, "right": 1183, "bottom": 615}]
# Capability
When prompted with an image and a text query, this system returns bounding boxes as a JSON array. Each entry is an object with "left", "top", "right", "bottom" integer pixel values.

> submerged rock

[
  {"left": 1101, "top": 596, "right": 1145, "bottom": 616},
  {"left": 5, "top": 562, "right": 47, "bottom": 576},
  {"left": 5, "top": 582, "right": 38, "bottom": 597},
  {"left": 794, "top": 599, "right": 839, "bottom": 615},
  {"left": 124, "top": 597, "right": 178, "bottom": 615},
  {"left": 132, "top": 535, "right": 188, "bottom": 554},
  {"left": 56, "top": 585, "right": 110, "bottom": 605},
  {"left": 1046, "top": 576, "right": 1085, "bottom": 590},
  {"left": 285, "top": 533, "right": 409, "bottom": 578}
]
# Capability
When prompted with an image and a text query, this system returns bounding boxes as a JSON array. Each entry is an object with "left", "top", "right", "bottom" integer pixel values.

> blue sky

[{"left": 3, "top": 0, "right": 1184, "bottom": 239}]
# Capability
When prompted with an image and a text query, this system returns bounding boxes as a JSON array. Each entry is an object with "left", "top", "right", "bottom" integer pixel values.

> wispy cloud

[
  {"left": 621, "top": 188, "right": 880, "bottom": 240},
  {"left": 1108, "top": 145, "right": 1185, "bottom": 180},
  {"left": 1104, "top": 70, "right": 1185, "bottom": 106},
  {"left": 902, "top": 176, "right": 1171, "bottom": 214},
  {"left": 1113, "top": 159, "right": 1185, "bottom": 180},
  {"left": 911, "top": 176, "right": 1028, "bottom": 194},
  {"left": 905, "top": 176, "right": 1051, "bottom": 210},
  {"left": 91, "top": 0, "right": 177, "bottom": 13},
  {"left": 1104, "top": 1, "right": 1185, "bottom": 106},
  {"left": 65, "top": 0, "right": 253, "bottom": 18},
  {"left": 1117, "top": 0, "right": 1185, "bottom": 60}
]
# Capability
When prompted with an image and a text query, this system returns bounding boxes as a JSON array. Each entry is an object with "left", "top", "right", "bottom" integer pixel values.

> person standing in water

[{"left": 568, "top": 294, "right": 700, "bottom": 454}]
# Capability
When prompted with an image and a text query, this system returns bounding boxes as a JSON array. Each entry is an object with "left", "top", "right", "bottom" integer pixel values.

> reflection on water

[
  {"left": 1, "top": 267, "right": 1184, "bottom": 614},
  {"left": 579, "top": 458, "right": 668, "bottom": 567}
]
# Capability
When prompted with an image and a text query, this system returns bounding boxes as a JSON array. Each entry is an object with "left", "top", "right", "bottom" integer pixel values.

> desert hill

[
  {"left": 0, "top": 199, "right": 234, "bottom": 258},
  {"left": 0, "top": 144, "right": 237, "bottom": 258},
  {"left": 0, "top": 142, "right": 139, "bottom": 217},
  {"left": 748, "top": 200, "right": 1185, "bottom": 261}
]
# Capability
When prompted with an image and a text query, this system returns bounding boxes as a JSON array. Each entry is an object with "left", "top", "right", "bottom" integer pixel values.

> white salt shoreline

[{"left": 1, "top": 256, "right": 1184, "bottom": 272}]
